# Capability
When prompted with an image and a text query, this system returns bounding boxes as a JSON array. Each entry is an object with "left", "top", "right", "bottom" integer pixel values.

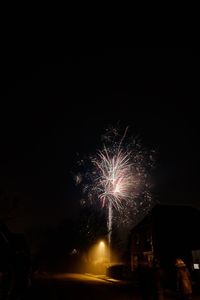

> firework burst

[
  {"left": 76, "top": 126, "right": 155, "bottom": 227},
  {"left": 93, "top": 147, "right": 139, "bottom": 210}
]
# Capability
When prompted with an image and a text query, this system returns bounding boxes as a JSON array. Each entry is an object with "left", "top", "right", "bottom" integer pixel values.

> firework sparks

[
  {"left": 93, "top": 147, "right": 139, "bottom": 210},
  {"left": 76, "top": 126, "right": 155, "bottom": 227}
]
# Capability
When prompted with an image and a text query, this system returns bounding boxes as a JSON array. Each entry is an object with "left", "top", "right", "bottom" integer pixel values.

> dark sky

[{"left": 0, "top": 48, "right": 200, "bottom": 232}]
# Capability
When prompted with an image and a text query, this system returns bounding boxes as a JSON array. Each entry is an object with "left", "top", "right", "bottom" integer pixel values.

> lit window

[{"left": 194, "top": 264, "right": 199, "bottom": 269}]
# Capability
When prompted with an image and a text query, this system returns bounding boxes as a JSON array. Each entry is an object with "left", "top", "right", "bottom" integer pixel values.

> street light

[
  {"left": 99, "top": 241, "right": 105, "bottom": 259},
  {"left": 99, "top": 241, "right": 105, "bottom": 247}
]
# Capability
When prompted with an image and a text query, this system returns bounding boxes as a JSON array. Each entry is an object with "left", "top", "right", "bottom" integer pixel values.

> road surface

[
  {"left": 21, "top": 273, "right": 139, "bottom": 300},
  {"left": 20, "top": 273, "right": 199, "bottom": 300}
]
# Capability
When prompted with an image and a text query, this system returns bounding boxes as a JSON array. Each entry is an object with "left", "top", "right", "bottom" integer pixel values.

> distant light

[
  {"left": 194, "top": 263, "right": 199, "bottom": 269},
  {"left": 71, "top": 249, "right": 78, "bottom": 255}
]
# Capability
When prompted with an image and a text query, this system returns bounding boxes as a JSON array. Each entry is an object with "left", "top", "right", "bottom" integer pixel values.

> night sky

[{"left": 0, "top": 48, "right": 200, "bottom": 232}]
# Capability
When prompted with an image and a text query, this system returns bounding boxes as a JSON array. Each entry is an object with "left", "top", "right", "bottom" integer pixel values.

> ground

[{"left": 19, "top": 273, "right": 199, "bottom": 300}]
